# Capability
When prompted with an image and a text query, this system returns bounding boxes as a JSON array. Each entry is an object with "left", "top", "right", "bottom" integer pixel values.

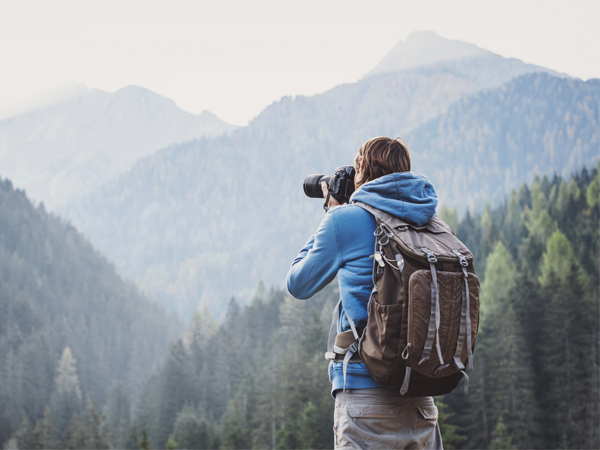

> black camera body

[{"left": 303, "top": 165, "right": 356, "bottom": 210}]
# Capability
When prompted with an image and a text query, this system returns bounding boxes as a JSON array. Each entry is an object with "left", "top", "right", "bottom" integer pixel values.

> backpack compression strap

[
  {"left": 419, "top": 248, "right": 445, "bottom": 368},
  {"left": 452, "top": 250, "right": 474, "bottom": 372}
]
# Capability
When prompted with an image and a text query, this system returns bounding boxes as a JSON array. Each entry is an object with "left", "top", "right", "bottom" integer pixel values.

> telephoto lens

[{"left": 303, "top": 174, "right": 332, "bottom": 198}]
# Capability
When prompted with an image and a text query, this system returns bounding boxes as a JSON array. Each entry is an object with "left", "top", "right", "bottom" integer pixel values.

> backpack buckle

[
  {"left": 421, "top": 248, "right": 437, "bottom": 263},
  {"left": 452, "top": 249, "right": 469, "bottom": 266}
]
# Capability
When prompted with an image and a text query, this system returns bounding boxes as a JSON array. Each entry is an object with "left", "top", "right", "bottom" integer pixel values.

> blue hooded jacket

[{"left": 287, "top": 172, "right": 438, "bottom": 394}]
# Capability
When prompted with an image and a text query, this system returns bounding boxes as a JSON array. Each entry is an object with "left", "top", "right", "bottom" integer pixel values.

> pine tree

[
  {"left": 61, "top": 413, "right": 80, "bottom": 450},
  {"left": 71, "top": 401, "right": 110, "bottom": 450},
  {"left": 489, "top": 415, "right": 515, "bottom": 449},
  {"left": 30, "top": 406, "right": 60, "bottom": 449},
  {"left": 105, "top": 381, "right": 130, "bottom": 449},
  {"left": 124, "top": 422, "right": 140, "bottom": 450},
  {"left": 538, "top": 265, "right": 599, "bottom": 449},
  {"left": 139, "top": 428, "right": 152, "bottom": 450},
  {"left": 435, "top": 398, "right": 465, "bottom": 449},
  {"left": 166, "top": 436, "right": 177, "bottom": 450},
  {"left": 50, "top": 347, "right": 82, "bottom": 432},
  {"left": 172, "top": 406, "right": 210, "bottom": 450},
  {"left": 220, "top": 397, "right": 250, "bottom": 449},
  {"left": 539, "top": 230, "right": 576, "bottom": 286},
  {"left": 54, "top": 348, "right": 81, "bottom": 402},
  {"left": 153, "top": 341, "right": 193, "bottom": 448},
  {"left": 12, "top": 415, "right": 34, "bottom": 450},
  {"left": 479, "top": 242, "right": 517, "bottom": 320}
]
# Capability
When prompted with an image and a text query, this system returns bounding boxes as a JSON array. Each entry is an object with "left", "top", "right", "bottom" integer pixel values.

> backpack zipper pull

[
  {"left": 374, "top": 252, "right": 385, "bottom": 268},
  {"left": 402, "top": 343, "right": 411, "bottom": 360},
  {"left": 395, "top": 254, "right": 404, "bottom": 273}
]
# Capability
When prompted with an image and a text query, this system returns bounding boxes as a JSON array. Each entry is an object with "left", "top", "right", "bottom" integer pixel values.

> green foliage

[
  {"left": 439, "top": 205, "right": 459, "bottom": 233},
  {"left": 166, "top": 436, "right": 178, "bottom": 450},
  {"left": 133, "top": 285, "right": 335, "bottom": 450},
  {"left": 125, "top": 167, "right": 599, "bottom": 450},
  {"left": 539, "top": 230, "right": 576, "bottom": 286},
  {"left": 489, "top": 416, "right": 515, "bottom": 450},
  {"left": 50, "top": 347, "right": 82, "bottom": 432},
  {"left": 0, "top": 178, "right": 183, "bottom": 442},
  {"left": 479, "top": 241, "right": 517, "bottom": 321},
  {"left": 67, "top": 401, "right": 110, "bottom": 450},
  {"left": 587, "top": 177, "right": 599, "bottom": 208},
  {"left": 30, "top": 406, "right": 61, "bottom": 449},
  {"left": 439, "top": 166, "right": 598, "bottom": 449},
  {"left": 171, "top": 406, "right": 210, "bottom": 450},
  {"left": 2, "top": 152, "right": 598, "bottom": 450},
  {"left": 105, "top": 382, "right": 131, "bottom": 449},
  {"left": 13, "top": 415, "right": 34, "bottom": 450},
  {"left": 435, "top": 398, "right": 465, "bottom": 449},
  {"left": 139, "top": 429, "right": 151, "bottom": 450},
  {"left": 525, "top": 182, "right": 557, "bottom": 242},
  {"left": 220, "top": 397, "right": 251, "bottom": 450},
  {"left": 124, "top": 423, "right": 140, "bottom": 450}
]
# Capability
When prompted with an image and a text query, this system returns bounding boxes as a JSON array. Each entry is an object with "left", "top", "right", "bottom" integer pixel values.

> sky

[{"left": 0, "top": 0, "right": 598, "bottom": 125}]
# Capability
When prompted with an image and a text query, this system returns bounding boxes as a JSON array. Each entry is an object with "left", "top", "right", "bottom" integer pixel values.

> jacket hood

[{"left": 350, "top": 172, "right": 438, "bottom": 226}]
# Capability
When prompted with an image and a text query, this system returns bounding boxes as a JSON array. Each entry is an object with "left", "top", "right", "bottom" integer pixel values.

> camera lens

[{"left": 303, "top": 174, "right": 331, "bottom": 198}]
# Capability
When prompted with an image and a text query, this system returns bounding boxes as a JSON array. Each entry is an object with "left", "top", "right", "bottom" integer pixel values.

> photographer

[{"left": 287, "top": 137, "right": 443, "bottom": 449}]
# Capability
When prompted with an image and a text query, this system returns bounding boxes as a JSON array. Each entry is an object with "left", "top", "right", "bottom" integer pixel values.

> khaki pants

[{"left": 333, "top": 388, "right": 443, "bottom": 449}]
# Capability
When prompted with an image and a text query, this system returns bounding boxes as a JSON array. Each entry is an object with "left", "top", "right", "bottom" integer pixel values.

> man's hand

[{"left": 321, "top": 181, "right": 342, "bottom": 210}]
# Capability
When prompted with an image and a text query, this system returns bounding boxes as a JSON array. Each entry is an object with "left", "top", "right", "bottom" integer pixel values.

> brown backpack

[{"left": 326, "top": 202, "right": 480, "bottom": 396}]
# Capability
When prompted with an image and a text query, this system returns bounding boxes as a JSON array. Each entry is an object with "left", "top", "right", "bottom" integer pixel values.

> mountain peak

[{"left": 364, "top": 31, "right": 492, "bottom": 78}]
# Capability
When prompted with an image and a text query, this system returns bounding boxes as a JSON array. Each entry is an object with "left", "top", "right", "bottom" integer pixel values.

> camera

[{"left": 303, "top": 165, "right": 356, "bottom": 211}]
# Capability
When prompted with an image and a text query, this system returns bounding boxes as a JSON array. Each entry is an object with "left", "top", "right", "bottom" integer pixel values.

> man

[{"left": 287, "top": 136, "right": 443, "bottom": 449}]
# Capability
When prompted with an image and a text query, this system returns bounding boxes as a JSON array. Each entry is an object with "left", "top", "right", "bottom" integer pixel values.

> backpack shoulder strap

[{"left": 353, "top": 201, "right": 394, "bottom": 225}]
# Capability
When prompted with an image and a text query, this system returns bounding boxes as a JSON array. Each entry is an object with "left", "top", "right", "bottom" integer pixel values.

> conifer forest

[
  {"left": 1, "top": 166, "right": 598, "bottom": 449},
  {"left": 1, "top": 8, "right": 599, "bottom": 450}
]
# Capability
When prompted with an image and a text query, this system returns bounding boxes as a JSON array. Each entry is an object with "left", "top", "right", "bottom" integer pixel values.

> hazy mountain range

[
  {"left": 57, "top": 32, "right": 596, "bottom": 319},
  {"left": 0, "top": 31, "right": 596, "bottom": 320},
  {"left": 0, "top": 86, "right": 237, "bottom": 209}
]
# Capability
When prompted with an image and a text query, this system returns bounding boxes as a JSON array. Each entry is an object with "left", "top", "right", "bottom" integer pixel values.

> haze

[{"left": 0, "top": 0, "right": 598, "bottom": 125}]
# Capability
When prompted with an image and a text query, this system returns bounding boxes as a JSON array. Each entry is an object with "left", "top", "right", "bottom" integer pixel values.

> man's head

[{"left": 353, "top": 137, "right": 412, "bottom": 189}]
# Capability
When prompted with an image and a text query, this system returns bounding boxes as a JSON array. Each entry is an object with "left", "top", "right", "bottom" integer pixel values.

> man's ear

[{"left": 359, "top": 156, "right": 365, "bottom": 173}]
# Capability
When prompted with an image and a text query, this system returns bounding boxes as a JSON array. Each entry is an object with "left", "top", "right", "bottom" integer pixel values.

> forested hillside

[
  {"left": 440, "top": 165, "right": 599, "bottom": 449},
  {"left": 62, "top": 72, "right": 598, "bottom": 320},
  {"left": 21, "top": 165, "right": 594, "bottom": 450},
  {"left": 0, "top": 179, "right": 183, "bottom": 447},
  {"left": 408, "top": 73, "right": 599, "bottom": 212}
]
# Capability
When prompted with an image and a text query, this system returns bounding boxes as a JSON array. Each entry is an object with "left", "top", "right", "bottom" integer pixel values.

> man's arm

[{"left": 286, "top": 210, "right": 343, "bottom": 299}]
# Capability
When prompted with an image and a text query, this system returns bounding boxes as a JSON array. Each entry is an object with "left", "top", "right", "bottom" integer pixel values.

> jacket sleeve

[{"left": 286, "top": 210, "right": 343, "bottom": 299}]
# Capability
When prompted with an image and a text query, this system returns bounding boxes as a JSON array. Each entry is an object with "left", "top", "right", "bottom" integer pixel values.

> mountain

[
  {"left": 365, "top": 30, "right": 493, "bottom": 77},
  {"left": 0, "top": 177, "right": 183, "bottom": 443},
  {"left": 57, "top": 32, "right": 590, "bottom": 320},
  {"left": 0, "top": 81, "right": 89, "bottom": 121},
  {"left": 407, "top": 73, "right": 600, "bottom": 212},
  {"left": 0, "top": 86, "right": 237, "bottom": 209}
]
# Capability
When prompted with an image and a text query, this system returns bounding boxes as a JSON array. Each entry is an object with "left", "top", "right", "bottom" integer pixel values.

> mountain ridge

[
  {"left": 0, "top": 86, "right": 238, "bottom": 209},
  {"left": 363, "top": 30, "right": 569, "bottom": 80},
  {"left": 59, "top": 69, "right": 596, "bottom": 320}
]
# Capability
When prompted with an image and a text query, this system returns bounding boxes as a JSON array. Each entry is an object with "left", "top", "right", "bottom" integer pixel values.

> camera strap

[{"left": 323, "top": 190, "right": 332, "bottom": 212}]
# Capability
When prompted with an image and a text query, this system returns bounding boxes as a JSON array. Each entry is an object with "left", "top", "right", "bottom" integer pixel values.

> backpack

[{"left": 325, "top": 202, "right": 480, "bottom": 396}]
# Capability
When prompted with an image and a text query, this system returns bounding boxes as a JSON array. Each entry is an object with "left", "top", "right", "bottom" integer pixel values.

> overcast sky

[{"left": 1, "top": 0, "right": 598, "bottom": 125}]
